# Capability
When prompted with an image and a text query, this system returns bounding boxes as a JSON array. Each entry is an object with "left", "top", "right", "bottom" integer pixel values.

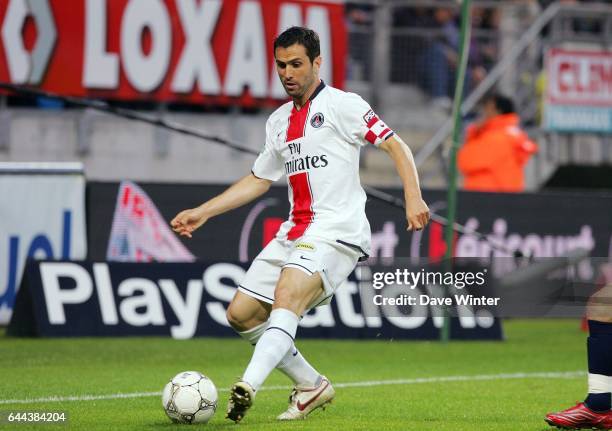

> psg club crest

[{"left": 310, "top": 112, "right": 325, "bottom": 128}]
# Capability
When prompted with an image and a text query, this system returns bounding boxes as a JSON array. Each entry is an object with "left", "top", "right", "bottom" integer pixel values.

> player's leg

[
  {"left": 226, "top": 290, "right": 321, "bottom": 386},
  {"left": 241, "top": 267, "right": 324, "bottom": 391},
  {"left": 227, "top": 268, "right": 326, "bottom": 423},
  {"left": 274, "top": 240, "right": 360, "bottom": 420},
  {"left": 545, "top": 284, "right": 612, "bottom": 429},
  {"left": 226, "top": 237, "right": 329, "bottom": 423},
  {"left": 227, "top": 239, "right": 359, "bottom": 422}
]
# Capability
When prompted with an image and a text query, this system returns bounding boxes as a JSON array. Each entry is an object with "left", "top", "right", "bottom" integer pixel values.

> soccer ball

[{"left": 162, "top": 371, "right": 218, "bottom": 424}]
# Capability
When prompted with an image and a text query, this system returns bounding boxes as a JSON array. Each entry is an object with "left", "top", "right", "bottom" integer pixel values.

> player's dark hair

[
  {"left": 487, "top": 93, "right": 515, "bottom": 115},
  {"left": 274, "top": 27, "right": 320, "bottom": 63}
]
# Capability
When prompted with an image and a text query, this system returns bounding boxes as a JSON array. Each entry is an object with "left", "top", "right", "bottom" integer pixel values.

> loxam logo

[
  {"left": 2, "top": 0, "right": 336, "bottom": 98},
  {"left": 2, "top": 0, "right": 56, "bottom": 84}
]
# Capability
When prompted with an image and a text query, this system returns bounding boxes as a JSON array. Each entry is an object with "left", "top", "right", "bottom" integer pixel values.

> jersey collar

[
  {"left": 293, "top": 80, "right": 326, "bottom": 111},
  {"left": 309, "top": 80, "right": 326, "bottom": 101}
]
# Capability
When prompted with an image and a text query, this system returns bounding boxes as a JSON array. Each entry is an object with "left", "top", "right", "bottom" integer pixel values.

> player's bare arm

[
  {"left": 170, "top": 173, "right": 272, "bottom": 238},
  {"left": 379, "top": 135, "right": 430, "bottom": 231}
]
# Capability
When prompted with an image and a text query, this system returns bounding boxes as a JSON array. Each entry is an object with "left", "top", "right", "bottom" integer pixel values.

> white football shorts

[{"left": 238, "top": 236, "right": 360, "bottom": 310}]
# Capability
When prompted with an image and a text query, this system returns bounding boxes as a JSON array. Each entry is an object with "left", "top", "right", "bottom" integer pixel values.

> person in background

[
  {"left": 421, "top": 7, "right": 487, "bottom": 110},
  {"left": 457, "top": 93, "right": 537, "bottom": 192}
]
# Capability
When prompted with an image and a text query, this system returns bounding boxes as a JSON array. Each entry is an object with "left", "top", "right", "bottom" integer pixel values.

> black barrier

[
  {"left": 87, "top": 182, "right": 612, "bottom": 263},
  {"left": 8, "top": 260, "right": 503, "bottom": 340}
]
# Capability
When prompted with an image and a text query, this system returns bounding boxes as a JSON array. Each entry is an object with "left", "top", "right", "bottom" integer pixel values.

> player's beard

[{"left": 283, "top": 73, "right": 316, "bottom": 101}]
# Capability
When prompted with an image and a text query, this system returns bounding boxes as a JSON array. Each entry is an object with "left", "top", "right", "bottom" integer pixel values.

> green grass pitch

[{"left": 0, "top": 320, "right": 587, "bottom": 430}]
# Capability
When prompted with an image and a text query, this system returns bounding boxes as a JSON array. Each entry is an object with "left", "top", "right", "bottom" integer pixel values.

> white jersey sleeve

[
  {"left": 335, "top": 92, "right": 394, "bottom": 147},
  {"left": 251, "top": 118, "right": 284, "bottom": 181}
]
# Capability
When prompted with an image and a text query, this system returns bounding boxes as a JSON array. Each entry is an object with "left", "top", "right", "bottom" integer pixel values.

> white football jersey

[{"left": 251, "top": 81, "right": 394, "bottom": 258}]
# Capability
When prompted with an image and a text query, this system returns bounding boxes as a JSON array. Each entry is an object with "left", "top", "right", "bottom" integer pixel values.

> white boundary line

[{"left": 0, "top": 371, "right": 584, "bottom": 405}]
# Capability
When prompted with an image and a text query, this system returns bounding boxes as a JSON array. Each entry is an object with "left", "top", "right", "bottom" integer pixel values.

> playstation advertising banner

[
  {"left": 8, "top": 259, "right": 504, "bottom": 340},
  {"left": 10, "top": 255, "right": 609, "bottom": 340}
]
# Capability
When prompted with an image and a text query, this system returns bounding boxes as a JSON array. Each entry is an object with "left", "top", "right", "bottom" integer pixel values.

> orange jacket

[{"left": 457, "top": 113, "right": 537, "bottom": 192}]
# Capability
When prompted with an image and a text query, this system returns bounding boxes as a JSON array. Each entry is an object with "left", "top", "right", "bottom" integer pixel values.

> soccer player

[
  {"left": 170, "top": 26, "right": 430, "bottom": 423},
  {"left": 545, "top": 282, "right": 612, "bottom": 429}
]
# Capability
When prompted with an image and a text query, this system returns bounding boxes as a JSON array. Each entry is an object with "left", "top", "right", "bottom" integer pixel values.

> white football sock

[
  {"left": 238, "top": 321, "right": 268, "bottom": 346},
  {"left": 277, "top": 347, "right": 321, "bottom": 388},
  {"left": 242, "top": 308, "right": 299, "bottom": 391},
  {"left": 237, "top": 318, "right": 320, "bottom": 387}
]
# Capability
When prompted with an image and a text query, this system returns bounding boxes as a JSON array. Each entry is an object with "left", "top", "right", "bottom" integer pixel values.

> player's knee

[
  {"left": 225, "top": 309, "right": 241, "bottom": 330},
  {"left": 225, "top": 304, "right": 249, "bottom": 332}
]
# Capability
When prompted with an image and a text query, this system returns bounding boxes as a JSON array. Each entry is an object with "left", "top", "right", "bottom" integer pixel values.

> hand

[
  {"left": 406, "top": 197, "right": 430, "bottom": 231},
  {"left": 170, "top": 207, "right": 208, "bottom": 238}
]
